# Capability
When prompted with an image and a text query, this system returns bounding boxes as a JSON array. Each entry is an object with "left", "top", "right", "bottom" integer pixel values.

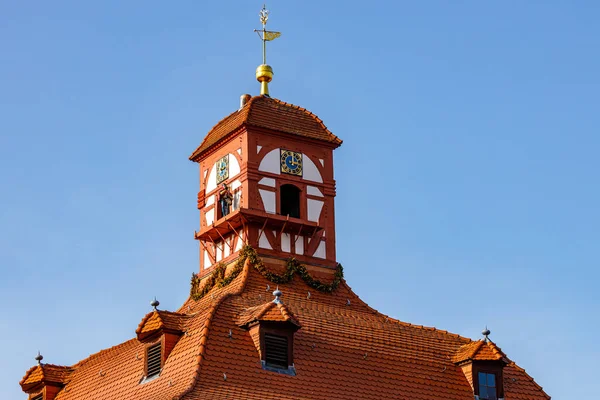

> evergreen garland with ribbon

[{"left": 190, "top": 245, "right": 343, "bottom": 301}]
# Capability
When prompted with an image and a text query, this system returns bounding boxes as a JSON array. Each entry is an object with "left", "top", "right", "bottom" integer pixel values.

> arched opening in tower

[{"left": 280, "top": 184, "right": 301, "bottom": 218}]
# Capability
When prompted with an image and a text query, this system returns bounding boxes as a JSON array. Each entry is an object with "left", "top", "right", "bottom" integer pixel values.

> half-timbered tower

[{"left": 190, "top": 94, "right": 342, "bottom": 276}]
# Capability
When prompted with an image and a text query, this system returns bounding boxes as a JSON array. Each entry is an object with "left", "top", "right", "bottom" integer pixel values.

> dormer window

[
  {"left": 237, "top": 291, "right": 301, "bottom": 375},
  {"left": 31, "top": 394, "right": 43, "bottom": 400},
  {"left": 135, "top": 307, "right": 186, "bottom": 384},
  {"left": 280, "top": 184, "right": 301, "bottom": 218},
  {"left": 478, "top": 372, "right": 498, "bottom": 400},
  {"left": 145, "top": 342, "right": 162, "bottom": 380},
  {"left": 453, "top": 337, "right": 507, "bottom": 400}
]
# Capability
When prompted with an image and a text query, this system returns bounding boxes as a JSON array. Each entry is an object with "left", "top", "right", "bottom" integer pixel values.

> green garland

[{"left": 190, "top": 245, "right": 343, "bottom": 301}]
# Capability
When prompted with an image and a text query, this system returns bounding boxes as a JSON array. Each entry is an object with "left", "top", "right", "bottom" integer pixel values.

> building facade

[{"left": 20, "top": 8, "right": 550, "bottom": 400}]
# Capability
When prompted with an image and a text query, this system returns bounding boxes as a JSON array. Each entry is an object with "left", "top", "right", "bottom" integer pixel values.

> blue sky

[{"left": 1, "top": 1, "right": 598, "bottom": 398}]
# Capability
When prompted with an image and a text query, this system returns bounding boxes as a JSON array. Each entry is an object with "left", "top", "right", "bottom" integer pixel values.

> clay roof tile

[
  {"left": 20, "top": 364, "right": 74, "bottom": 392},
  {"left": 237, "top": 301, "right": 301, "bottom": 328}
]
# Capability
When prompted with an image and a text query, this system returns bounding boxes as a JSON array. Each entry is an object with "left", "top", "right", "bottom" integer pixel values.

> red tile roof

[
  {"left": 136, "top": 310, "right": 188, "bottom": 340},
  {"left": 237, "top": 301, "right": 301, "bottom": 328},
  {"left": 20, "top": 364, "right": 74, "bottom": 392},
  {"left": 453, "top": 340, "right": 508, "bottom": 364},
  {"left": 189, "top": 96, "right": 342, "bottom": 161},
  {"left": 21, "top": 252, "right": 550, "bottom": 400}
]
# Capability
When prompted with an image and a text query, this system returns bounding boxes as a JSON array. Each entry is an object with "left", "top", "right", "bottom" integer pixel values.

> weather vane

[{"left": 254, "top": 4, "right": 281, "bottom": 65}]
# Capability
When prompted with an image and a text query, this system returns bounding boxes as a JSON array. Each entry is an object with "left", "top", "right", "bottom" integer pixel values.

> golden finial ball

[{"left": 256, "top": 64, "right": 273, "bottom": 83}]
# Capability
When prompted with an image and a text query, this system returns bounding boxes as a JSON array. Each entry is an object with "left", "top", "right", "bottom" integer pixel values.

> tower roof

[{"left": 189, "top": 96, "right": 342, "bottom": 161}]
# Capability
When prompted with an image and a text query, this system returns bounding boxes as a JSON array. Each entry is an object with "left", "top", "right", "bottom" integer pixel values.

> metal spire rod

[{"left": 253, "top": 4, "right": 281, "bottom": 96}]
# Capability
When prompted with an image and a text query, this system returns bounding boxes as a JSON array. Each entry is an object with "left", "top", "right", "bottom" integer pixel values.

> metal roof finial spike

[
  {"left": 273, "top": 286, "right": 283, "bottom": 304},
  {"left": 151, "top": 297, "right": 160, "bottom": 310},
  {"left": 482, "top": 326, "right": 491, "bottom": 342},
  {"left": 346, "top": 299, "right": 351, "bottom": 306},
  {"left": 307, "top": 291, "right": 311, "bottom": 300},
  {"left": 223, "top": 372, "right": 227, "bottom": 381},
  {"left": 266, "top": 284, "right": 270, "bottom": 292},
  {"left": 35, "top": 351, "right": 43, "bottom": 365}
]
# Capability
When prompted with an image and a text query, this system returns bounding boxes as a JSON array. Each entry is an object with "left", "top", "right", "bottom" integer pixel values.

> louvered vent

[
  {"left": 265, "top": 334, "right": 288, "bottom": 368},
  {"left": 146, "top": 342, "right": 162, "bottom": 378},
  {"left": 32, "top": 394, "right": 43, "bottom": 400}
]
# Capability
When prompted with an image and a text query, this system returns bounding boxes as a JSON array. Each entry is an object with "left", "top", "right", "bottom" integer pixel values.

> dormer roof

[
  {"left": 136, "top": 310, "right": 187, "bottom": 340},
  {"left": 237, "top": 301, "right": 301, "bottom": 329},
  {"left": 20, "top": 364, "right": 74, "bottom": 392},
  {"left": 189, "top": 96, "right": 342, "bottom": 161},
  {"left": 453, "top": 339, "right": 509, "bottom": 364}
]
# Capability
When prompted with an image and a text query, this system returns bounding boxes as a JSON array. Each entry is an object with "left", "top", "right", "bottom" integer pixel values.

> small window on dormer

[
  {"left": 478, "top": 372, "right": 498, "bottom": 400},
  {"left": 146, "top": 342, "right": 162, "bottom": 379},
  {"left": 264, "top": 333, "right": 289, "bottom": 369},
  {"left": 31, "top": 394, "right": 43, "bottom": 400},
  {"left": 280, "top": 184, "right": 300, "bottom": 218}
]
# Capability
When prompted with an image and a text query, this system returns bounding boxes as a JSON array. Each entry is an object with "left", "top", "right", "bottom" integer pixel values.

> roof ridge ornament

[
  {"left": 482, "top": 326, "right": 491, "bottom": 343},
  {"left": 151, "top": 297, "right": 160, "bottom": 311},
  {"left": 35, "top": 351, "right": 43, "bottom": 366},
  {"left": 254, "top": 4, "right": 281, "bottom": 96},
  {"left": 273, "top": 286, "right": 283, "bottom": 304}
]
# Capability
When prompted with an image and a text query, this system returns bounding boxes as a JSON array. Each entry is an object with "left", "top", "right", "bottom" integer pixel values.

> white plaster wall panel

[
  {"left": 259, "top": 177, "right": 276, "bottom": 187},
  {"left": 258, "top": 148, "right": 281, "bottom": 175},
  {"left": 224, "top": 237, "right": 231, "bottom": 258},
  {"left": 281, "top": 233, "right": 291, "bottom": 252},
  {"left": 229, "top": 153, "right": 241, "bottom": 178},
  {"left": 204, "top": 248, "right": 212, "bottom": 268},
  {"left": 237, "top": 148, "right": 242, "bottom": 155},
  {"left": 314, "top": 241, "right": 326, "bottom": 259},
  {"left": 296, "top": 236, "right": 304, "bottom": 255},
  {"left": 319, "top": 159, "right": 324, "bottom": 167},
  {"left": 232, "top": 191, "right": 241, "bottom": 211},
  {"left": 259, "top": 189, "right": 276, "bottom": 214},
  {"left": 216, "top": 242, "right": 223, "bottom": 262},
  {"left": 257, "top": 145, "right": 263, "bottom": 153},
  {"left": 206, "top": 165, "right": 217, "bottom": 193},
  {"left": 206, "top": 195, "right": 215, "bottom": 206},
  {"left": 307, "top": 186, "right": 324, "bottom": 197},
  {"left": 231, "top": 179, "right": 242, "bottom": 190},
  {"left": 235, "top": 230, "right": 244, "bottom": 251},
  {"left": 258, "top": 230, "right": 272, "bottom": 250},
  {"left": 205, "top": 208, "right": 215, "bottom": 226},
  {"left": 303, "top": 155, "right": 323, "bottom": 183},
  {"left": 307, "top": 199, "right": 324, "bottom": 223}
]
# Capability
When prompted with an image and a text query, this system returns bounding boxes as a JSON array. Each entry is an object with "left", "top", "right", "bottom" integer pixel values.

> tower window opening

[{"left": 280, "top": 184, "right": 301, "bottom": 218}]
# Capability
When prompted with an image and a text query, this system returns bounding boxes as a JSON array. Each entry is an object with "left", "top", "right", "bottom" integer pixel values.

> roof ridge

[
  {"left": 508, "top": 362, "right": 551, "bottom": 399},
  {"left": 174, "top": 255, "right": 253, "bottom": 400},
  {"left": 189, "top": 104, "right": 250, "bottom": 160},
  {"left": 71, "top": 338, "right": 138, "bottom": 369},
  {"left": 340, "top": 280, "right": 472, "bottom": 343},
  {"left": 269, "top": 97, "right": 341, "bottom": 144}
]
